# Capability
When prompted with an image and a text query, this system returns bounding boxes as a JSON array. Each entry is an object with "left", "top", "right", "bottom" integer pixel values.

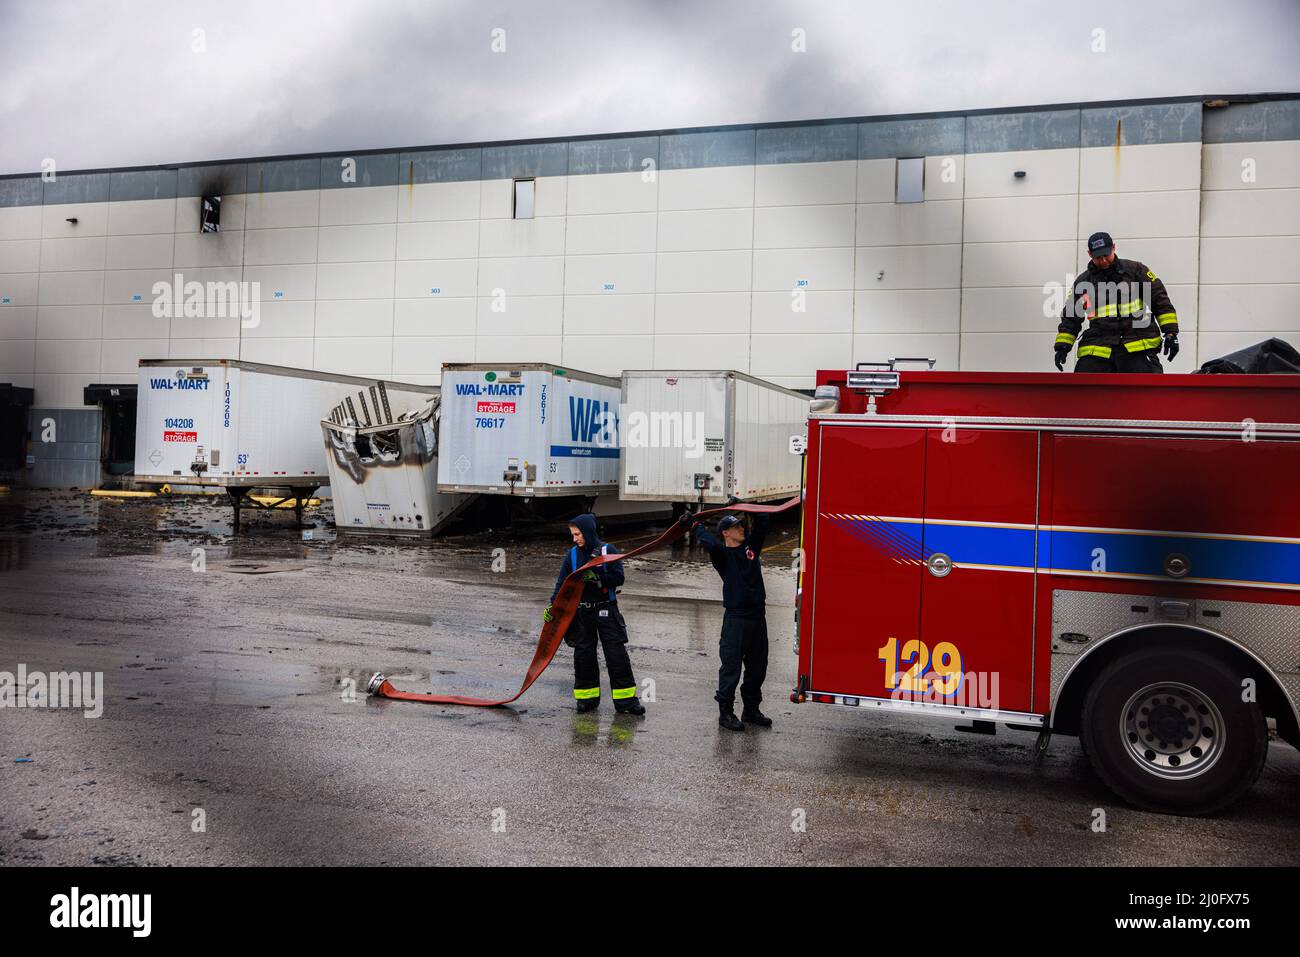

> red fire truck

[{"left": 792, "top": 366, "right": 1300, "bottom": 814}]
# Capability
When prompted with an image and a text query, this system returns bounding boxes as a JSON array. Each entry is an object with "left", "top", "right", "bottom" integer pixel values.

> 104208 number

[
  {"left": 878, "top": 637, "right": 965, "bottom": 696},
  {"left": 164, "top": 418, "right": 194, "bottom": 429}
]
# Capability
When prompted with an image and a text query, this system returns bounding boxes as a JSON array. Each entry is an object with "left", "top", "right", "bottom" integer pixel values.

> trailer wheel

[{"left": 1080, "top": 645, "right": 1267, "bottom": 815}]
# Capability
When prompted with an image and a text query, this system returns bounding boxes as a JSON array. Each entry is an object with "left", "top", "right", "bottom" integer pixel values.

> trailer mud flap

[{"left": 369, "top": 496, "right": 801, "bottom": 707}]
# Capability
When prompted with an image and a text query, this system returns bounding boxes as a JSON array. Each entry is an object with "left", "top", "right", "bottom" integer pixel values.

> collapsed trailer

[
  {"left": 133, "top": 360, "right": 439, "bottom": 530},
  {"left": 321, "top": 395, "right": 471, "bottom": 537},
  {"left": 793, "top": 366, "right": 1300, "bottom": 814}
]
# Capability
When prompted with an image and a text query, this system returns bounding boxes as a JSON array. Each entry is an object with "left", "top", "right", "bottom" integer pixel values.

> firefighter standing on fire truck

[{"left": 1054, "top": 231, "right": 1180, "bottom": 373}]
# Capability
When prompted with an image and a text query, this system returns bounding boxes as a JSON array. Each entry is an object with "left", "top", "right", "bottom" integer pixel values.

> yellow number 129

[{"left": 878, "top": 637, "right": 964, "bottom": 696}]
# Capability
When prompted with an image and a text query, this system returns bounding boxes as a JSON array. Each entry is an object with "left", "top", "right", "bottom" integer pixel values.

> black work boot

[
  {"left": 575, "top": 698, "right": 599, "bottom": 713},
  {"left": 615, "top": 698, "right": 646, "bottom": 716},
  {"left": 741, "top": 707, "right": 772, "bottom": 727},
  {"left": 718, "top": 701, "right": 744, "bottom": 732}
]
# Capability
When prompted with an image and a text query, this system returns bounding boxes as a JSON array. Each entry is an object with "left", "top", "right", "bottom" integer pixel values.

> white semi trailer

[
  {"left": 134, "top": 359, "right": 439, "bottom": 529},
  {"left": 619, "top": 370, "right": 809, "bottom": 507},
  {"left": 436, "top": 363, "right": 621, "bottom": 498}
]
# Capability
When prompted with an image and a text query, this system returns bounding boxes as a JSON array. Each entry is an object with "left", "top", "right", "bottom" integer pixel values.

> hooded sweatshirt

[{"left": 550, "top": 512, "right": 625, "bottom": 603}]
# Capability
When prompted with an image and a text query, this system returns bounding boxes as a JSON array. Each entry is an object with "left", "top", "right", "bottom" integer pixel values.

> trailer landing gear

[{"left": 226, "top": 486, "right": 319, "bottom": 532}]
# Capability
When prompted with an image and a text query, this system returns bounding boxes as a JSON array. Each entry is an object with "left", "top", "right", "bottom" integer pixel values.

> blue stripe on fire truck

[
  {"left": 1047, "top": 529, "right": 1300, "bottom": 589},
  {"left": 822, "top": 514, "right": 1300, "bottom": 591},
  {"left": 922, "top": 522, "right": 1036, "bottom": 570}
]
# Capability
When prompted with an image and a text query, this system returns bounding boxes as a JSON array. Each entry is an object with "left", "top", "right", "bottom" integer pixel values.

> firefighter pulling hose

[{"left": 368, "top": 496, "right": 801, "bottom": 708}]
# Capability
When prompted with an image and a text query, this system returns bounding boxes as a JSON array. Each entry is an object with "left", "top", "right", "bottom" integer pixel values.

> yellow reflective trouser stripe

[
  {"left": 1124, "top": 337, "right": 1162, "bottom": 352},
  {"left": 1055, "top": 332, "right": 1076, "bottom": 345},
  {"left": 611, "top": 686, "right": 637, "bottom": 700},
  {"left": 1078, "top": 345, "right": 1112, "bottom": 358},
  {"left": 574, "top": 687, "right": 600, "bottom": 700},
  {"left": 1157, "top": 312, "right": 1178, "bottom": 326}
]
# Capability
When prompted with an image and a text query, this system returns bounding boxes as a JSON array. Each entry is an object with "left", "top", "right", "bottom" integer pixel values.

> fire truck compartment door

[
  {"left": 918, "top": 429, "right": 1039, "bottom": 714},
  {"left": 808, "top": 426, "right": 927, "bottom": 696},
  {"left": 1050, "top": 434, "right": 1300, "bottom": 588}
]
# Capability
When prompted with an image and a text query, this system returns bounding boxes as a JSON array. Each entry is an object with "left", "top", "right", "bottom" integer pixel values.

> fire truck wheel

[{"left": 1081, "top": 645, "right": 1268, "bottom": 815}]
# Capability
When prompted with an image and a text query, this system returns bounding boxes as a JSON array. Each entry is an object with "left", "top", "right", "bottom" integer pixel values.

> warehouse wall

[
  {"left": 1, "top": 96, "right": 1297, "bottom": 413},
  {"left": 1199, "top": 100, "right": 1300, "bottom": 358}
]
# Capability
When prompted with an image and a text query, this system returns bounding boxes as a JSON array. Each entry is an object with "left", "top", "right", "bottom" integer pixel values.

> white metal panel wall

[
  {"left": 9, "top": 110, "right": 1300, "bottom": 412},
  {"left": 1199, "top": 138, "right": 1300, "bottom": 356}
]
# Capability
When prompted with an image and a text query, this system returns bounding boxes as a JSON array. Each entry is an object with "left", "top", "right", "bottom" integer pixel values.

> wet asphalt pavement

[{"left": 1, "top": 488, "right": 1298, "bottom": 867}]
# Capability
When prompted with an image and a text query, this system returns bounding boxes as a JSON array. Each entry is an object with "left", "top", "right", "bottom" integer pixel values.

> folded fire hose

[{"left": 367, "top": 496, "right": 801, "bottom": 707}]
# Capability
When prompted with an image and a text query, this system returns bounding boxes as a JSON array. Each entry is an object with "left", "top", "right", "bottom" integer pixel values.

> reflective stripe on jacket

[{"left": 1056, "top": 258, "right": 1178, "bottom": 352}]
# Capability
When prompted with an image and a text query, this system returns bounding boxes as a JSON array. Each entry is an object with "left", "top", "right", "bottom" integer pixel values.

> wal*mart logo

[
  {"left": 569, "top": 396, "right": 617, "bottom": 446},
  {"left": 149, "top": 370, "right": 210, "bottom": 391}
]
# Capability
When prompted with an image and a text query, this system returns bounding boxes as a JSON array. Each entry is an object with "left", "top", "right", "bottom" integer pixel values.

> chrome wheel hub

[{"left": 1121, "top": 682, "right": 1223, "bottom": 780}]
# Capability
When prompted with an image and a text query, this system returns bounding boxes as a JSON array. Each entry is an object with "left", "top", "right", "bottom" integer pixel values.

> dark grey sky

[{"left": 3, "top": 0, "right": 1299, "bottom": 175}]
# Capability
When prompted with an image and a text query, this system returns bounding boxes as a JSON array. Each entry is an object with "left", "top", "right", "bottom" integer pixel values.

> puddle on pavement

[{"left": 0, "top": 488, "right": 802, "bottom": 582}]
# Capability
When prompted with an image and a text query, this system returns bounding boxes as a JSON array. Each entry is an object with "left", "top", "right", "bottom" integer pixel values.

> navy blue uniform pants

[
  {"left": 1075, "top": 347, "right": 1162, "bottom": 373},
  {"left": 715, "top": 610, "right": 768, "bottom": 710}
]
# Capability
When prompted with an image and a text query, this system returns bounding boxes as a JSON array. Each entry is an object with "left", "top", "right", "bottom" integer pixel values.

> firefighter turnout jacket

[{"left": 1056, "top": 258, "right": 1179, "bottom": 359}]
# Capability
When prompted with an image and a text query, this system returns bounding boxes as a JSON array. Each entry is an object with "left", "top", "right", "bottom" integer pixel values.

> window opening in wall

[
  {"left": 895, "top": 157, "right": 924, "bottom": 203},
  {"left": 513, "top": 178, "right": 535, "bottom": 219},
  {"left": 200, "top": 194, "right": 221, "bottom": 232}
]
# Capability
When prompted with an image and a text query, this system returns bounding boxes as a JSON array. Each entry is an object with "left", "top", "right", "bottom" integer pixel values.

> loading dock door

[
  {"left": 84, "top": 384, "right": 137, "bottom": 476},
  {"left": 0, "top": 384, "right": 33, "bottom": 474}
]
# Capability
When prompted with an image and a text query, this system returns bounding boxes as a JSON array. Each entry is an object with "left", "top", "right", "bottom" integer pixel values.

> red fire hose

[{"left": 367, "top": 496, "right": 801, "bottom": 707}]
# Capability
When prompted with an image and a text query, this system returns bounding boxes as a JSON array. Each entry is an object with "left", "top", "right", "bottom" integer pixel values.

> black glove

[
  {"left": 675, "top": 510, "right": 695, "bottom": 526},
  {"left": 1162, "top": 335, "right": 1179, "bottom": 361},
  {"left": 1054, "top": 344, "right": 1071, "bottom": 371},
  {"left": 725, "top": 495, "right": 740, "bottom": 506}
]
